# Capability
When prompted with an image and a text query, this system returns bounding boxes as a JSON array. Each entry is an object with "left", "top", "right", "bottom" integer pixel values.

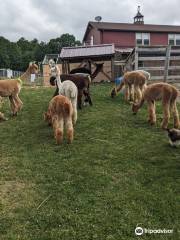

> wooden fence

[{"left": 124, "top": 45, "right": 180, "bottom": 82}]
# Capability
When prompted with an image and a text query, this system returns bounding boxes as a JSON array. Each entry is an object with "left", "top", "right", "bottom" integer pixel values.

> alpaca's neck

[
  {"left": 19, "top": 68, "right": 30, "bottom": 81},
  {"left": 137, "top": 98, "right": 145, "bottom": 109},
  {"left": 91, "top": 64, "right": 103, "bottom": 79},
  {"left": 57, "top": 77, "right": 62, "bottom": 91}
]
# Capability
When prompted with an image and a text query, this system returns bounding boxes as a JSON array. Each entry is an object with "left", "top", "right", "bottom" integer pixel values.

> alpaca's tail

[
  {"left": 63, "top": 102, "right": 71, "bottom": 116},
  {"left": 68, "top": 86, "right": 77, "bottom": 99}
]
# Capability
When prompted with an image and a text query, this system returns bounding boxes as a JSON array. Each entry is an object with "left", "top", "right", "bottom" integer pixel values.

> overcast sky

[{"left": 0, "top": 0, "right": 180, "bottom": 42}]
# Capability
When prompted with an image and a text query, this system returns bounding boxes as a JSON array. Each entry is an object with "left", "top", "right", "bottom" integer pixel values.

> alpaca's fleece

[
  {"left": 0, "top": 62, "right": 38, "bottom": 116},
  {"left": 111, "top": 71, "right": 147, "bottom": 101},
  {"left": 58, "top": 80, "right": 78, "bottom": 125},
  {"left": 132, "top": 82, "right": 180, "bottom": 129},
  {"left": 44, "top": 95, "right": 74, "bottom": 144}
]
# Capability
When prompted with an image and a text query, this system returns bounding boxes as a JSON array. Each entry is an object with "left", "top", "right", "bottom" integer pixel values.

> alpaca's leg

[
  {"left": 53, "top": 116, "right": 63, "bottom": 144},
  {"left": 65, "top": 117, "right": 74, "bottom": 144},
  {"left": 129, "top": 84, "right": 134, "bottom": 102},
  {"left": 161, "top": 102, "right": 170, "bottom": 129},
  {"left": 83, "top": 90, "right": 92, "bottom": 106},
  {"left": 124, "top": 84, "right": 129, "bottom": 101},
  {"left": 147, "top": 101, "right": 156, "bottom": 125},
  {"left": 9, "top": 96, "right": 17, "bottom": 115},
  {"left": 171, "top": 100, "right": 180, "bottom": 128},
  {"left": 14, "top": 95, "right": 23, "bottom": 112},
  {"left": 72, "top": 103, "right": 77, "bottom": 125},
  {"left": 134, "top": 85, "right": 142, "bottom": 103},
  {"left": 77, "top": 90, "right": 83, "bottom": 109}
]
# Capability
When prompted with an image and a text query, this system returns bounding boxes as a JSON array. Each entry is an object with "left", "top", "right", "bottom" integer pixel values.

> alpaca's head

[
  {"left": 111, "top": 88, "right": 117, "bottom": 98},
  {"left": 29, "top": 62, "right": 39, "bottom": 74},
  {"left": 132, "top": 103, "right": 139, "bottom": 115},
  {"left": 49, "top": 59, "right": 56, "bottom": 68},
  {"left": 44, "top": 111, "right": 52, "bottom": 126}
]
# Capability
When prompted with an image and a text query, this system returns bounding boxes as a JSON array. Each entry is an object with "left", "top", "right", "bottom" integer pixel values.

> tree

[{"left": 0, "top": 34, "right": 81, "bottom": 71}]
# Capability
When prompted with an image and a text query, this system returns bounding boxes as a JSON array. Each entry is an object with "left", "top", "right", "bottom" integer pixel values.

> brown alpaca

[
  {"left": 132, "top": 83, "right": 180, "bottom": 129},
  {"left": 44, "top": 95, "right": 74, "bottom": 144},
  {"left": 111, "top": 71, "right": 147, "bottom": 102},
  {"left": 0, "top": 62, "right": 38, "bottom": 116}
]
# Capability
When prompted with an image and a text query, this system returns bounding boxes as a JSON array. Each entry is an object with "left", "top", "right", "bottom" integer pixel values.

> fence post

[
  {"left": 164, "top": 45, "right": 171, "bottom": 82},
  {"left": 134, "top": 47, "right": 139, "bottom": 70}
]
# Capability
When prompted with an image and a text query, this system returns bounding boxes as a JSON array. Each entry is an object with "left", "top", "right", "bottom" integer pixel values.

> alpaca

[
  {"left": 0, "top": 62, "right": 38, "bottom": 116},
  {"left": 111, "top": 70, "right": 149, "bottom": 101},
  {"left": 58, "top": 80, "right": 78, "bottom": 125},
  {"left": 44, "top": 95, "right": 74, "bottom": 144},
  {"left": 49, "top": 59, "right": 61, "bottom": 88},
  {"left": 132, "top": 83, "right": 180, "bottom": 129},
  {"left": 50, "top": 74, "right": 92, "bottom": 109}
]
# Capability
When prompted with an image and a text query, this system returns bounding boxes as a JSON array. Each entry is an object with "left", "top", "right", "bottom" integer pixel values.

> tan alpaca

[
  {"left": 132, "top": 83, "right": 180, "bottom": 129},
  {"left": 44, "top": 95, "right": 74, "bottom": 144},
  {"left": 0, "top": 62, "right": 38, "bottom": 116},
  {"left": 111, "top": 70, "right": 148, "bottom": 102}
]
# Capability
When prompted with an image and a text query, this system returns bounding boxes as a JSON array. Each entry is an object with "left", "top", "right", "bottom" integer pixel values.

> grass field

[{"left": 0, "top": 84, "right": 179, "bottom": 240}]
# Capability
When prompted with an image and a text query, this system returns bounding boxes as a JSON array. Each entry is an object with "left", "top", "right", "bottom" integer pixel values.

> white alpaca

[
  {"left": 58, "top": 80, "right": 78, "bottom": 125},
  {"left": 49, "top": 59, "right": 61, "bottom": 90}
]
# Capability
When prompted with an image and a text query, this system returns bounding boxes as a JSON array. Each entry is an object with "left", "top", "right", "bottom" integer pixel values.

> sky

[{"left": 0, "top": 0, "right": 180, "bottom": 42}]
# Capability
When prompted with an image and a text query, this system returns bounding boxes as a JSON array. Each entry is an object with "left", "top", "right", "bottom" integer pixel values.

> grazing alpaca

[
  {"left": 44, "top": 95, "right": 74, "bottom": 144},
  {"left": 50, "top": 74, "right": 92, "bottom": 109},
  {"left": 111, "top": 70, "right": 149, "bottom": 101},
  {"left": 132, "top": 83, "right": 180, "bottom": 129},
  {"left": 0, "top": 62, "right": 38, "bottom": 116}
]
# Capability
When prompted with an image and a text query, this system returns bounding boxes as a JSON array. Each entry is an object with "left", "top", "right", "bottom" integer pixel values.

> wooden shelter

[{"left": 59, "top": 44, "right": 115, "bottom": 82}]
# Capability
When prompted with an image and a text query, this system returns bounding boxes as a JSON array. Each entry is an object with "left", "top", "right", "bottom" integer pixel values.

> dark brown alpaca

[
  {"left": 50, "top": 74, "right": 92, "bottom": 109},
  {"left": 132, "top": 83, "right": 180, "bottom": 129}
]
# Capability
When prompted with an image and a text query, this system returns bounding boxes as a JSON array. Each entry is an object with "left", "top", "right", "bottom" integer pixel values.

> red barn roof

[{"left": 83, "top": 21, "right": 180, "bottom": 42}]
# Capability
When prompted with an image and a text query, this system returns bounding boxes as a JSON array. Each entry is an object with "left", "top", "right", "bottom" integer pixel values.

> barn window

[
  {"left": 168, "top": 34, "right": 180, "bottom": 46},
  {"left": 176, "top": 34, "right": 180, "bottom": 45},
  {"left": 169, "top": 34, "right": 175, "bottom": 45},
  {"left": 136, "top": 33, "right": 150, "bottom": 46}
]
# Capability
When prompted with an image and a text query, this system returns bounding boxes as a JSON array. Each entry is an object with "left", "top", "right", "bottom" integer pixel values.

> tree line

[{"left": 0, "top": 34, "right": 81, "bottom": 71}]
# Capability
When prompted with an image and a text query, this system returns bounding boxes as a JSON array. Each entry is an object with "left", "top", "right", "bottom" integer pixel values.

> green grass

[{"left": 0, "top": 84, "right": 179, "bottom": 240}]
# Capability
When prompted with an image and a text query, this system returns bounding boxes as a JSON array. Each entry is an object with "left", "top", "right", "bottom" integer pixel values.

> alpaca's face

[
  {"left": 132, "top": 104, "right": 139, "bottom": 114},
  {"left": 111, "top": 88, "right": 117, "bottom": 98},
  {"left": 44, "top": 112, "right": 52, "bottom": 126}
]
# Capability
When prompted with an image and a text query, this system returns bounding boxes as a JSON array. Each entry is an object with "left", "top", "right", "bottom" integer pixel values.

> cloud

[{"left": 0, "top": 0, "right": 180, "bottom": 42}]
